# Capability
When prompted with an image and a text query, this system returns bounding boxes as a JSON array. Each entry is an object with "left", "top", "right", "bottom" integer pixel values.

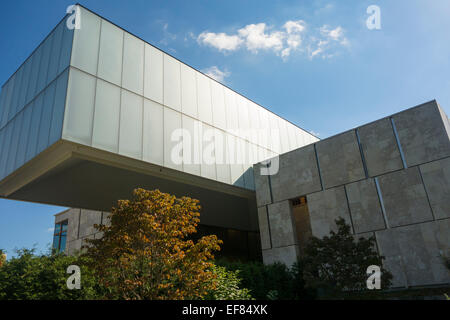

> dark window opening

[
  {"left": 52, "top": 220, "right": 68, "bottom": 253},
  {"left": 291, "top": 196, "right": 312, "bottom": 254}
]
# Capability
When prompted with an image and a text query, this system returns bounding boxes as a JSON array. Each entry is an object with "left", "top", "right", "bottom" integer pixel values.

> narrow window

[{"left": 52, "top": 220, "right": 68, "bottom": 253}]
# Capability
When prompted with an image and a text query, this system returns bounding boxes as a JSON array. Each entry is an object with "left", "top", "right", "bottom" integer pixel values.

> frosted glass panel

[
  {"left": 122, "top": 33, "right": 144, "bottom": 94},
  {"left": 25, "top": 95, "right": 43, "bottom": 162},
  {"left": 287, "top": 123, "right": 298, "bottom": 149},
  {"left": 295, "top": 128, "right": 306, "bottom": 148},
  {"left": 63, "top": 69, "right": 96, "bottom": 144},
  {"left": 16, "top": 106, "right": 32, "bottom": 168},
  {"left": 0, "top": 129, "right": 4, "bottom": 178},
  {"left": 236, "top": 96, "right": 250, "bottom": 140},
  {"left": 0, "top": 123, "right": 13, "bottom": 179},
  {"left": 6, "top": 113, "right": 23, "bottom": 174},
  {"left": 119, "top": 90, "right": 143, "bottom": 159},
  {"left": 58, "top": 16, "right": 74, "bottom": 74},
  {"left": 182, "top": 115, "right": 201, "bottom": 176},
  {"left": 98, "top": 20, "right": 123, "bottom": 86},
  {"left": 163, "top": 107, "right": 182, "bottom": 170},
  {"left": 201, "top": 122, "right": 216, "bottom": 180},
  {"left": 211, "top": 81, "right": 227, "bottom": 130},
  {"left": 10, "top": 67, "right": 23, "bottom": 120},
  {"left": 18, "top": 58, "right": 32, "bottom": 109},
  {"left": 196, "top": 73, "right": 212, "bottom": 124},
  {"left": 277, "top": 116, "right": 290, "bottom": 153},
  {"left": 227, "top": 134, "right": 245, "bottom": 187},
  {"left": 224, "top": 88, "right": 239, "bottom": 132},
  {"left": 258, "top": 109, "right": 271, "bottom": 149},
  {"left": 214, "top": 128, "right": 230, "bottom": 184},
  {"left": 247, "top": 101, "right": 260, "bottom": 145},
  {"left": 163, "top": 54, "right": 181, "bottom": 112},
  {"left": 143, "top": 99, "right": 163, "bottom": 166},
  {"left": 269, "top": 113, "right": 281, "bottom": 153},
  {"left": 71, "top": 7, "right": 100, "bottom": 75},
  {"left": 92, "top": 79, "right": 120, "bottom": 152},
  {"left": 27, "top": 49, "right": 41, "bottom": 103},
  {"left": 144, "top": 44, "right": 163, "bottom": 104},
  {"left": 181, "top": 65, "right": 197, "bottom": 118},
  {"left": 49, "top": 70, "right": 69, "bottom": 146},
  {"left": 36, "top": 32, "right": 53, "bottom": 94},
  {"left": 37, "top": 81, "right": 56, "bottom": 154},
  {"left": 0, "top": 82, "right": 9, "bottom": 128},
  {"left": 47, "top": 20, "right": 64, "bottom": 84}
]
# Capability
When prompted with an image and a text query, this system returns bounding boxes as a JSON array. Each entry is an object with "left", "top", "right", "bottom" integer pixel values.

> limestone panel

[
  {"left": 262, "top": 245, "right": 299, "bottom": 267},
  {"left": 358, "top": 118, "right": 403, "bottom": 177},
  {"left": 316, "top": 131, "right": 366, "bottom": 189},
  {"left": 253, "top": 162, "right": 272, "bottom": 207},
  {"left": 393, "top": 101, "right": 450, "bottom": 167},
  {"left": 270, "top": 144, "right": 322, "bottom": 202},
  {"left": 376, "top": 220, "right": 450, "bottom": 287},
  {"left": 78, "top": 209, "right": 102, "bottom": 238},
  {"left": 307, "top": 186, "right": 353, "bottom": 239},
  {"left": 267, "top": 200, "right": 296, "bottom": 248},
  {"left": 420, "top": 157, "right": 450, "bottom": 219},
  {"left": 346, "top": 179, "right": 386, "bottom": 234},
  {"left": 378, "top": 167, "right": 433, "bottom": 227},
  {"left": 257, "top": 206, "right": 271, "bottom": 250}
]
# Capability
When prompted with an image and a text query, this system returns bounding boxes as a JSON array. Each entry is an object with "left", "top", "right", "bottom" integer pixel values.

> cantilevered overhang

[{"left": 0, "top": 140, "right": 258, "bottom": 231}]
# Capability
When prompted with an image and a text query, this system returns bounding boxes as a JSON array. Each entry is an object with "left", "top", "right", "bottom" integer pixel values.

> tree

[
  {"left": 83, "top": 188, "right": 222, "bottom": 300},
  {"left": 0, "top": 248, "right": 101, "bottom": 300},
  {"left": 0, "top": 249, "right": 5, "bottom": 268},
  {"left": 302, "top": 218, "right": 392, "bottom": 297}
]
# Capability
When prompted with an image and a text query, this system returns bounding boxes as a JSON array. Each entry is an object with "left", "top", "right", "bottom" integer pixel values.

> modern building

[
  {"left": 1, "top": 5, "right": 449, "bottom": 288},
  {"left": 0, "top": 5, "right": 317, "bottom": 259}
]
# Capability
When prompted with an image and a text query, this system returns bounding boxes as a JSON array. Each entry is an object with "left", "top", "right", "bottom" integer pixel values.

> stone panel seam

[
  {"left": 355, "top": 128, "right": 369, "bottom": 178},
  {"left": 265, "top": 204, "right": 273, "bottom": 249},
  {"left": 313, "top": 143, "right": 324, "bottom": 191},
  {"left": 374, "top": 177, "right": 389, "bottom": 229},
  {"left": 343, "top": 185, "right": 356, "bottom": 234},
  {"left": 417, "top": 165, "right": 436, "bottom": 221},
  {"left": 390, "top": 117, "right": 408, "bottom": 169}
]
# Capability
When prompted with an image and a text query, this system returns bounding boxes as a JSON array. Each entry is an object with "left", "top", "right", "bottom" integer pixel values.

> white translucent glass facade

[
  {"left": 0, "top": 5, "right": 319, "bottom": 190},
  {"left": 0, "top": 15, "right": 73, "bottom": 181}
]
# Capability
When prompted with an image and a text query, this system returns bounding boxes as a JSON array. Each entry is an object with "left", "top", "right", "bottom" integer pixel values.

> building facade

[{"left": 254, "top": 100, "right": 450, "bottom": 287}]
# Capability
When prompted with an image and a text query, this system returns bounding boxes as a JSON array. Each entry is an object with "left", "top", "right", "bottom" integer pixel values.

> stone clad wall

[{"left": 254, "top": 100, "right": 450, "bottom": 288}]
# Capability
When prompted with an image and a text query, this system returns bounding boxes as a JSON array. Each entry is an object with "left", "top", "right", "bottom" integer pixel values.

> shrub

[
  {"left": 0, "top": 248, "right": 102, "bottom": 300},
  {"left": 205, "top": 265, "right": 253, "bottom": 300}
]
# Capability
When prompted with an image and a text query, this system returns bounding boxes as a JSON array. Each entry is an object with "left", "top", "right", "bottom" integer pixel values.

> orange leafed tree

[{"left": 83, "top": 188, "right": 222, "bottom": 300}]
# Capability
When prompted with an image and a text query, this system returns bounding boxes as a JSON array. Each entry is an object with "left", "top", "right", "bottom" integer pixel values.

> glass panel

[
  {"left": 163, "top": 107, "right": 182, "bottom": 170},
  {"left": 144, "top": 44, "right": 163, "bottom": 104},
  {"left": 52, "top": 235, "right": 59, "bottom": 250},
  {"left": 6, "top": 112, "right": 23, "bottom": 174},
  {"left": 49, "top": 69, "right": 69, "bottom": 146},
  {"left": 26, "top": 48, "right": 41, "bottom": 103},
  {"left": 181, "top": 64, "right": 197, "bottom": 118},
  {"left": 181, "top": 114, "right": 201, "bottom": 176},
  {"left": 236, "top": 95, "right": 250, "bottom": 141},
  {"left": 4, "top": 78, "right": 15, "bottom": 124},
  {"left": 215, "top": 128, "right": 231, "bottom": 184},
  {"left": 277, "top": 117, "right": 290, "bottom": 153},
  {"left": 61, "top": 221, "right": 68, "bottom": 231},
  {"left": 228, "top": 134, "right": 245, "bottom": 187},
  {"left": 9, "top": 67, "right": 23, "bottom": 121},
  {"left": 71, "top": 7, "right": 100, "bottom": 75},
  {"left": 58, "top": 16, "right": 74, "bottom": 74},
  {"left": 97, "top": 20, "right": 123, "bottom": 86},
  {"left": 47, "top": 21, "right": 64, "bottom": 84},
  {"left": 92, "top": 79, "right": 121, "bottom": 153},
  {"left": 36, "top": 32, "right": 53, "bottom": 94},
  {"left": 211, "top": 81, "right": 227, "bottom": 130},
  {"left": 63, "top": 69, "right": 96, "bottom": 145},
  {"left": 122, "top": 33, "right": 144, "bottom": 95},
  {"left": 200, "top": 122, "right": 216, "bottom": 180},
  {"left": 0, "top": 123, "right": 13, "bottom": 179},
  {"left": 287, "top": 123, "right": 298, "bottom": 150},
  {"left": 119, "top": 90, "right": 143, "bottom": 159},
  {"left": 143, "top": 99, "right": 164, "bottom": 166},
  {"left": 196, "top": 73, "right": 212, "bottom": 124},
  {"left": 15, "top": 106, "right": 32, "bottom": 168},
  {"left": 247, "top": 101, "right": 260, "bottom": 145},
  {"left": 25, "top": 96, "right": 42, "bottom": 162},
  {"left": 59, "top": 234, "right": 66, "bottom": 252},
  {"left": 269, "top": 112, "right": 281, "bottom": 154},
  {"left": 163, "top": 54, "right": 181, "bottom": 112},
  {"left": 258, "top": 109, "right": 271, "bottom": 149},
  {"left": 36, "top": 81, "right": 56, "bottom": 154},
  {"left": 18, "top": 58, "right": 32, "bottom": 110},
  {"left": 224, "top": 88, "right": 239, "bottom": 133},
  {"left": 0, "top": 83, "right": 8, "bottom": 129}
]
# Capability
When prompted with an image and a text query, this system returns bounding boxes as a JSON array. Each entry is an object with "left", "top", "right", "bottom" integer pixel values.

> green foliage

[
  {"left": 0, "top": 248, "right": 103, "bottom": 300},
  {"left": 205, "top": 265, "right": 253, "bottom": 300},
  {"left": 302, "top": 218, "right": 393, "bottom": 297},
  {"left": 216, "top": 259, "right": 315, "bottom": 300},
  {"left": 0, "top": 249, "right": 5, "bottom": 268}
]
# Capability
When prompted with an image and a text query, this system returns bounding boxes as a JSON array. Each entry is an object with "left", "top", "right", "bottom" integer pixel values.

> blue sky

[{"left": 1, "top": 0, "right": 450, "bottom": 258}]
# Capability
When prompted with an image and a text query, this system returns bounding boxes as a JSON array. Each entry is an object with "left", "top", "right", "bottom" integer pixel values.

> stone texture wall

[{"left": 254, "top": 100, "right": 450, "bottom": 288}]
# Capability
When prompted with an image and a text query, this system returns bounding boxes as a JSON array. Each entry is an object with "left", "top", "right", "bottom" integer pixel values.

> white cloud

[
  {"left": 202, "top": 66, "right": 231, "bottom": 83},
  {"left": 196, "top": 20, "right": 348, "bottom": 60},
  {"left": 197, "top": 32, "right": 243, "bottom": 52},
  {"left": 238, "top": 23, "right": 285, "bottom": 53}
]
